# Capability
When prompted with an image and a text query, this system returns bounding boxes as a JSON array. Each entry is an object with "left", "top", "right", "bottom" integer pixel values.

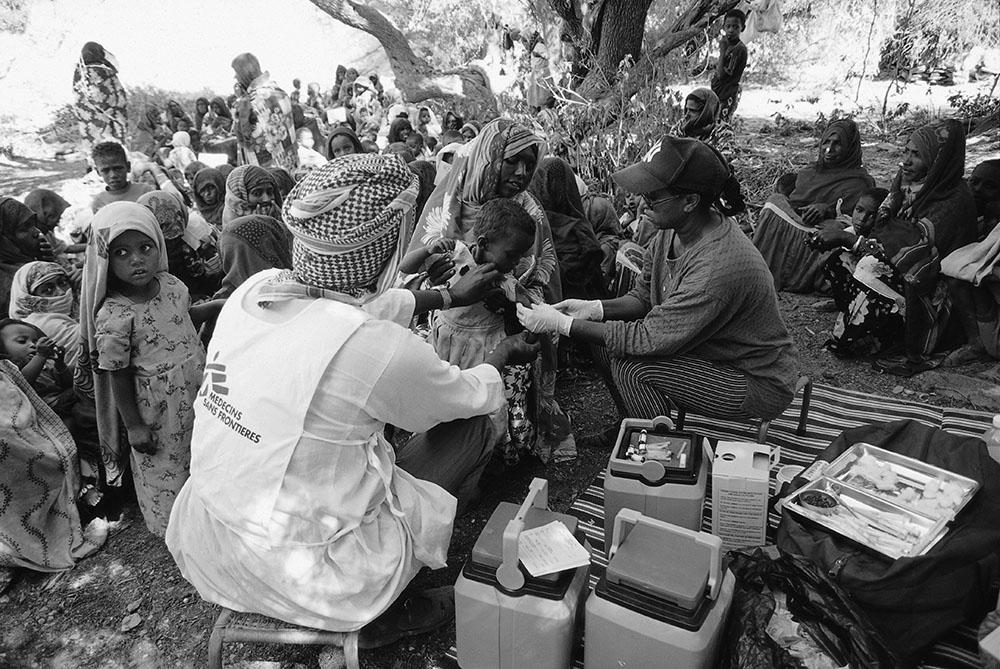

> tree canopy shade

[{"left": 308, "top": 0, "right": 740, "bottom": 104}]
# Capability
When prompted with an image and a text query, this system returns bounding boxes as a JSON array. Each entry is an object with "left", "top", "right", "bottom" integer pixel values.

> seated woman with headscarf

[
  {"left": 72, "top": 41, "right": 127, "bottom": 165},
  {"left": 672, "top": 88, "right": 735, "bottom": 159},
  {"left": 24, "top": 189, "right": 85, "bottom": 258},
  {"left": 529, "top": 157, "right": 605, "bottom": 299},
  {"left": 222, "top": 165, "right": 282, "bottom": 226},
  {"left": 753, "top": 118, "right": 876, "bottom": 293},
  {"left": 166, "top": 153, "right": 538, "bottom": 650},
  {"left": 192, "top": 167, "right": 226, "bottom": 231},
  {"left": 407, "top": 118, "right": 575, "bottom": 465},
  {"left": 2, "top": 198, "right": 51, "bottom": 315},
  {"left": 811, "top": 119, "right": 977, "bottom": 376},
  {"left": 231, "top": 52, "right": 298, "bottom": 171},
  {"left": 132, "top": 106, "right": 171, "bottom": 159},
  {"left": 326, "top": 126, "right": 365, "bottom": 160}
]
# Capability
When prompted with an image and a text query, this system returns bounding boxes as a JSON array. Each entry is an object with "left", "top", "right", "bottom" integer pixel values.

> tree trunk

[
  {"left": 577, "top": 0, "right": 654, "bottom": 97},
  {"left": 307, "top": 0, "right": 497, "bottom": 110},
  {"left": 579, "top": 0, "right": 740, "bottom": 100}
]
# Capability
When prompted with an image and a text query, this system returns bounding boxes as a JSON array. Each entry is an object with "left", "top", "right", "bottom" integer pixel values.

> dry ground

[{"left": 1, "top": 104, "right": 999, "bottom": 669}]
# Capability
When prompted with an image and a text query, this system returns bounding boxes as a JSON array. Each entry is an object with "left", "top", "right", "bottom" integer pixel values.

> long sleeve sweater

[{"left": 604, "top": 219, "right": 798, "bottom": 419}]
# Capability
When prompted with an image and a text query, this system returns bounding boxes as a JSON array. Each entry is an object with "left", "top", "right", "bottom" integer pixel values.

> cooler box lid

[
  {"left": 606, "top": 521, "right": 709, "bottom": 611},
  {"left": 471, "top": 501, "right": 580, "bottom": 578},
  {"left": 608, "top": 428, "right": 702, "bottom": 485}
]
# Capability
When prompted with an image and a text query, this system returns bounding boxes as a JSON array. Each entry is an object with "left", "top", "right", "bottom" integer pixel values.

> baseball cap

[{"left": 612, "top": 136, "right": 730, "bottom": 196}]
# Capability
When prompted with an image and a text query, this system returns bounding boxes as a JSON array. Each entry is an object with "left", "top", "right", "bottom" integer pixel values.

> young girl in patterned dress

[{"left": 81, "top": 202, "right": 219, "bottom": 536}]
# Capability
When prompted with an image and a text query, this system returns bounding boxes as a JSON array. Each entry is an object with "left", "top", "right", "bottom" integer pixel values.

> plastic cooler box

[
  {"left": 584, "top": 510, "right": 735, "bottom": 669},
  {"left": 455, "top": 478, "right": 590, "bottom": 669},
  {"left": 603, "top": 416, "right": 710, "bottom": 552}
]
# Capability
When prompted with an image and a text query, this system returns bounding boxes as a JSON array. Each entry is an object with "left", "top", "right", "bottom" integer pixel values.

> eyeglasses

[{"left": 642, "top": 192, "right": 683, "bottom": 208}]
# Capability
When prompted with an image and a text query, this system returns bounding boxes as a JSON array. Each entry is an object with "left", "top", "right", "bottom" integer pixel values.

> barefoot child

[
  {"left": 81, "top": 202, "right": 219, "bottom": 536},
  {"left": 400, "top": 198, "right": 538, "bottom": 463}
]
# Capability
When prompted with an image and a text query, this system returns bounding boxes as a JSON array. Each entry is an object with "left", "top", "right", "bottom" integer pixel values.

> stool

[
  {"left": 208, "top": 608, "right": 359, "bottom": 669},
  {"left": 675, "top": 376, "right": 812, "bottom": 444}
]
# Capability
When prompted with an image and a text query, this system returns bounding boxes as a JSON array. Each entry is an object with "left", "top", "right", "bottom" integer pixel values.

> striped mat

[{"left": 445, "top": 383, "right": 994, "bottom": 668}]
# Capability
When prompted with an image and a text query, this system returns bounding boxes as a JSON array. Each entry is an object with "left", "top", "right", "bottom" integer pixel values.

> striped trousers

[{"left": 591, "top": 346, "right": 750, "bottom": 421}]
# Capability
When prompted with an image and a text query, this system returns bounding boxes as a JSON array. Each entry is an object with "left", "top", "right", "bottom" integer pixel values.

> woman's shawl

[
  {"left": 0, "top": 360, "right": 105, "bottom": 572},
  {"left": 407, "top": 118, "right": 558, "bottom": 304},
  {"left": 529, "top": 157, "right": 604, "bottom": 299},
  {"left": 234, "top": 72, "right": 299, "bottom": 171},
  {"left": 789, "top": 119, "right": 875, "bottom": 212},
  {"left": 870, "top": 119, "right": 977, "bottom": 295}
]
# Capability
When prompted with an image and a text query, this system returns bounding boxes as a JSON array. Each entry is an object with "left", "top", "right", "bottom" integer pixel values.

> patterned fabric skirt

[{"left": 824, "top": 252, "right": 905, "bottom": 358}]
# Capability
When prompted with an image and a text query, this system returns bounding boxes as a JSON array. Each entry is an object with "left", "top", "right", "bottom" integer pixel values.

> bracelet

[{"left": 438, "top": 287, "right": 453, "bottom": 310}]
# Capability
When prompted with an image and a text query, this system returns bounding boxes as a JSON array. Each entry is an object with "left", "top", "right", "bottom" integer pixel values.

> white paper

[{"left": 517, "top": 521, "right": 590, "bottom": 577}]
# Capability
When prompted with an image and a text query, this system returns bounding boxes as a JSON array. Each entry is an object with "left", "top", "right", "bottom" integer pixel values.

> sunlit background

[{"left": 0, "top": 0, "right": 389, "bottom": 127}]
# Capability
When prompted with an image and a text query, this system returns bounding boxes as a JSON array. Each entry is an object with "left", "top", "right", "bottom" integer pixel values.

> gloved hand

[
  {"left": 552, "top": 299, "right": 603, "bottom": 321},
  {"left": 516, "top": 303, "right": 573, "bottom": 336}
]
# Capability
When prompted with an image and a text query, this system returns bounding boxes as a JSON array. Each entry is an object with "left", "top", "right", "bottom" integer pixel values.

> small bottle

[{"left": 984, "top": 415, "right": 1000, "bottom": 465}]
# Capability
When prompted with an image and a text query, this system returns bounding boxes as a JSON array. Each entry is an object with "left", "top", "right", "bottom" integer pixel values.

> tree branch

[{"left": 307, "top": 0, "right": 497, "bottom": 108}]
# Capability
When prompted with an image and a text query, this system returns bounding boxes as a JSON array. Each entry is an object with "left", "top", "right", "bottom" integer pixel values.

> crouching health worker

[
  {"left": 518, "top": 137, "right": 799, "bottom": 424},
  {"left": 166, "top": 154, "right": 539, "bottom": 646}
]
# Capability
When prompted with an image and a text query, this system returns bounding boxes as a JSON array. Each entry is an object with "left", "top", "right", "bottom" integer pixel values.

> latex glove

[
  {"left": 516, "top": 303, "right": 573, "bottom": 336},
  {"left": 552, "top": 298, "right": 603, "bottom": 321}
]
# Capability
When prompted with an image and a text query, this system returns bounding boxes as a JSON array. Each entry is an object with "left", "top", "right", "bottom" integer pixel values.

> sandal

[
  {"left": 358, "top": 585, "right": 454, "bottom": 649},
  {"left": 941, "top": 344, "right": 990, "bottom": 368},
  {"left": 873, "top": 354, "right": 941, "bottom": 378}
]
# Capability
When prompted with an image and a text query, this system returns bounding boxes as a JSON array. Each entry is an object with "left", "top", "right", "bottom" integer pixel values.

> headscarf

[
  {"left": 387, "top": 118, "right": 413, "bottom": 144},
  {"left": 788, "top": 118, "right": 873, "bottom": 211},
  {"left": 223, "top": 165, "right": 280, "bottom": 226},
  {"left": 459, "top": 122, "right": 480, "bottom": 139},
  {"left": 184, "top": 160, "right": 208, "bottom": 187},
  {"left": 1, "top": 197, "right": 41, "bottom": 266},
  {"left": 165, "top": 100, "right": 193, "bottom": 131},
  {"left": 259, "top": 153, "right": 418, "bottom": 305},
  {"left": 268, "top": 167, "right": 297, "bottom": 201},
  {"left": 529, "top": 157, "right": 604, "bottom": 299},
  {"left": 816, "top": 118, "right": 864, "bottom": 171},
  {"left": 24, "top": 189, "right": 70, "bottom": 232},
  {"left": 171, "top": 130, "right": 191, "bottom": 149},
  {"left": 384, "top": 142, "right": 415, "bottom": 163},
  {"left": 218, "top": 164, "right": 235, "bottom": 179},
  {"left": 232, "top": 52, "right": 263, "bottom": 91},
  {"left": 681, "top": 88, "right": 721, "bottom": 140},
  {"left": 443, "top": 110, "right": 464, "bottom": 132},
  {"left": 8, "top": 261, "right": 73, "bottom": 320},
  {"left": 216, "top": 215, "right": 293, "bottom": 298},
  {"left": 192, "top": 167, "right": 226, "bottom": 229},
  {"left": 73, "top": 41, "right": 116, "bottom": 85},
  {"left": 75, "top": 202, "right": 168, "bottom": 487},
  {"left": 137, "top": 190, "right": 188, "bottom": 240},
  {"left": 890, "top": 119, "right": 967, "bottom": 220},
  {"left": 194, "top": 97, "right": 210, "bottom": 130},
  {"left": 326, "top": 126, "right": 364, "bottom": 157},
  {"left": 210, "top": 97, "right": 232, "bottom": 121},
  {"left": 408, "top": 160, "right": 437, "bottom": 225}
]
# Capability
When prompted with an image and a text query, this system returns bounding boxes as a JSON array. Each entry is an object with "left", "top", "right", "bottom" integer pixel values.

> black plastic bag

[{"left": 718, "top": 548, "right": 898, "bottom": 669}]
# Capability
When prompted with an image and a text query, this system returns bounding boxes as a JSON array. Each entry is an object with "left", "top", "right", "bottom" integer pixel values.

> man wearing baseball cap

[{"left": 518, "top": 136, "right": 798, "bottom": 427}]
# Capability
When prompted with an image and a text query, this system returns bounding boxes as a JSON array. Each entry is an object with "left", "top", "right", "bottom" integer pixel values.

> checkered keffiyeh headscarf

[{"left": 259, "top": 153, "right": 418, "bottom": 305}]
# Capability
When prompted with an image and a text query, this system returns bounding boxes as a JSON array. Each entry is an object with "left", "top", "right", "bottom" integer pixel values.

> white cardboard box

[{"left": 712, "top": 441, "right": 771, "bottom": 552}]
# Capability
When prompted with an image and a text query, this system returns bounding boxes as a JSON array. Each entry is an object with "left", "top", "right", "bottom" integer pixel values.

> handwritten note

[{"left": 517, "top": 521, "right": 590, "bottom": 577}]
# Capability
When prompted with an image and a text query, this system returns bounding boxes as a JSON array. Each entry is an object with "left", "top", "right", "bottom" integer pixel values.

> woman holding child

[
  {"left": 407, "top": 118, "right": 575, "bottom": 464},
  {"left": 811, "top": 119, "right": 977, "bottom": 375},
  {"left": 753, "top": 118, "right": 876, "bottom": 293},
  {"left": 167, "top": 153, "right": 538, "bottom": 645}
]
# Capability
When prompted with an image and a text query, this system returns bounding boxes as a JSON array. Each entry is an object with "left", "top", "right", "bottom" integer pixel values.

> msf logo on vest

[
  {"left": 198, "top": 352, "right": 263, "bottom": 444},
  {"left": 199, "top": 352, "right": 228, "bottom": 397}
]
